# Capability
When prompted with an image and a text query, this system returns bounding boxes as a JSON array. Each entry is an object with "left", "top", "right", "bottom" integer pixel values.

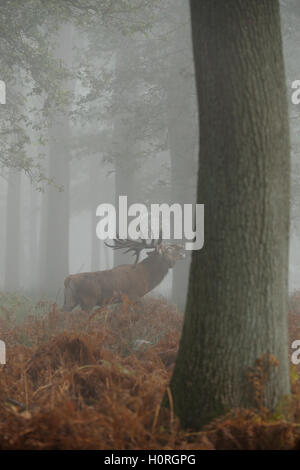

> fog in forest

[{"left": 0, "top": 0, "right": 299, "bottom": 310}]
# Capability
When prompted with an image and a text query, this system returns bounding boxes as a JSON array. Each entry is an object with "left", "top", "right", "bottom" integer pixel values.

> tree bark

[{"left": 169, "top": 0, "right": 291, "bottom": 429}]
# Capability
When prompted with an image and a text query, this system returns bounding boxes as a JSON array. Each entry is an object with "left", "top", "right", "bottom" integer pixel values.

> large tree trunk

[{"left": 169, "top": 0, "right": 291, "bottom": 429}]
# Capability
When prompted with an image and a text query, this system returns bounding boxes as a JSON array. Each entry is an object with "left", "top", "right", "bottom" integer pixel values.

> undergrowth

[{"left": 0, "top": 292, "right": 300, "bottom": 449}]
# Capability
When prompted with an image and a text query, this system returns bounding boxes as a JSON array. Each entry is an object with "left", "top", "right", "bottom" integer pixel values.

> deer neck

[{"left": 141, "top": 254, "right": 170, "bottom": 291}]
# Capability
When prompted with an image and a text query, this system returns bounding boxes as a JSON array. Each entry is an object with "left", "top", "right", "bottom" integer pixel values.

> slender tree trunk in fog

[
  {"left": 5, "top": 169, "right": 21, "bottom": 291},
  {"left": 43, "top": 121, "right": 70, "bottom": 297},
  {"left": 29, "top": 185, "right": 38, "bottom": 289},
  {"left": 166, "top": 0, "right": 198, "bottom": 311},
  {"left": 169, "top": 0, "right": 291, "bottom": 429},
  {"left": 114, "top": 155, "right": 139, "bottom": 266},
  {"left": 40, "top": 24, "right": 73, "bottom": 297},
  {"left": 38, "top": 142, "right": 49, "bottom": 292},
  {"left": 113, "top": 42, "right": 140, "bottom": 267},
  {"left": 90, "top": 156, "right": 114, "bottom": 271},
  {"left": 90, "top": 154, "right": 100, "bottom": 271}
]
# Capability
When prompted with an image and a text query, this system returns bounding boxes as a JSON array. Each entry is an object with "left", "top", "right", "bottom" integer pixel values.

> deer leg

[
  {"left": 79, "top": 296, "right": 98, "bottom": 313},
  {"left": 62, "top": 286, "right": 78, "bottom": 312}
]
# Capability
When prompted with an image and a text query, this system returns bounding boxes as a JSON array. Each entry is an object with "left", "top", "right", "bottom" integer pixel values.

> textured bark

[{"left": 169, "top": 0, "right": 291, "bottom": 429}]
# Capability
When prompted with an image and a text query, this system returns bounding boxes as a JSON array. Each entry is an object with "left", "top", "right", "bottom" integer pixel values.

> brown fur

[{"left": 63, "top": 245, "right": 184, "bottom": 312}]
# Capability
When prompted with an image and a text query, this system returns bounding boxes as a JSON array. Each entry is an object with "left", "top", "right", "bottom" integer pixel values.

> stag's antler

[{"left": 105, "top": 231, "right": 162, "bottom": 265}]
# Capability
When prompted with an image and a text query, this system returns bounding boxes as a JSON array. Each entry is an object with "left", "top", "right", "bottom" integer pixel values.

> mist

[
  {"left": 0, "top": 0, "right": 299, "bottom": 307},
  {"left": 0, "top": 0, "right": 198, "bottom": 310}
]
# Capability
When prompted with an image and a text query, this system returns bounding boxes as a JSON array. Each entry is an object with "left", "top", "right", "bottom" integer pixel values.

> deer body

[{"left": 62, "top": 238, "right": 185, "bottom": 312}]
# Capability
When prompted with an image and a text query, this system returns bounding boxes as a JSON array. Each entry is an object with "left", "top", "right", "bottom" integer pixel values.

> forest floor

[{"left": 1, "top": 292, "right": 300, "bottom": 450}]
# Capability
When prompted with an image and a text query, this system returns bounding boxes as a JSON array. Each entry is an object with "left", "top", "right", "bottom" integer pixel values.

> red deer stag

[{"left": 62, "top": 236, "right": 185, "bottom": 312}]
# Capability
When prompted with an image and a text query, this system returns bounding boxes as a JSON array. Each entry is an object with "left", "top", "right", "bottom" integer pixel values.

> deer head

[
  {"left": 156, "top": 243, "right": 185, "bottom": 267},
  {"left": 105, "top": 234, "right": 185, "bottom": 267}
]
